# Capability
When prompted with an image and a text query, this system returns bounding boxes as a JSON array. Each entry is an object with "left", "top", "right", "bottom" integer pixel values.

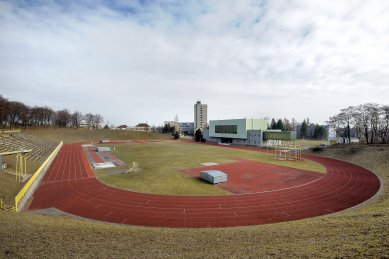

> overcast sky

[{"left": 1, "top": 0, "right": 388, "bottom": 126}]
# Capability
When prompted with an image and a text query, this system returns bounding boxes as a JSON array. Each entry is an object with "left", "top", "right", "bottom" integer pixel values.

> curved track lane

[{"left": 29, "top": 144, "right": 381, "bottom": 228}]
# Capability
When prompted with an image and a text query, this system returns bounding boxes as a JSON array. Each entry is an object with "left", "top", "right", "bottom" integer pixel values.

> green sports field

[{"left": 94, "top": 141, "right": 326, "bottom": 195}]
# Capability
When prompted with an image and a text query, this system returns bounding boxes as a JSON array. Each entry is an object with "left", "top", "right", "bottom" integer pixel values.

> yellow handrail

[
  {"left": 0, "top": 198, "right": 16, "bottom": 211},
  {"left": 14, "top": 141, "right": 63, "bottom": 211}
]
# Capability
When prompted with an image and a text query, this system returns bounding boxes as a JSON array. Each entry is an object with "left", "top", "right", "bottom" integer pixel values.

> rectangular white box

[
  {"left": 200, "top": 170, "right": 227, "bottom": 184},
  {"left": 97, "top": 147, "right": 111, "bottom": 152}
]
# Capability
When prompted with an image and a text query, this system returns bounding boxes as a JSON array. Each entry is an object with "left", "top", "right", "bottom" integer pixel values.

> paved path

[{"left": 29, "top": 143, "right": 381, "bottom": 228}]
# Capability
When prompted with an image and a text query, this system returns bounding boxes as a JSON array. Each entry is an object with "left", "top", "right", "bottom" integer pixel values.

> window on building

[{"left": 215, "top": 125, "right": 238, "bottom": 134}]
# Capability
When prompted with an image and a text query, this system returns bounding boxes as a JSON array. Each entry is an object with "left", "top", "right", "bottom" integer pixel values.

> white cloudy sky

[{"left": 1, "top": 0, "right": 389, "bottom": 126}]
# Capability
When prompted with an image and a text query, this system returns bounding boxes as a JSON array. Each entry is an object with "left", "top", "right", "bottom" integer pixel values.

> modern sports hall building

[{"left": 203, "top": 118, "right": 296, "bottom": 146}]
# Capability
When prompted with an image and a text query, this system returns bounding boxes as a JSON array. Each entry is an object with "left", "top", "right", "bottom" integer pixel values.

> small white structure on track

[
  {"left": 97, "top": 147, "right": 111, "bottom": 152},
  {"left": 200, "top": 170, "right": 227, "bottom": 184},
  {"left": 92, "top": 162, "right": 115, "bottom": 169},
  {"left": 201, "top": 162, "right": 219, "bottom": 166}
]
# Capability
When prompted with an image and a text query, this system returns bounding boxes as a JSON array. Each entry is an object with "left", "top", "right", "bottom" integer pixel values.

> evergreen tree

[
  {"left": 300, "top": 119, "right": 308, "bottom": 138},
  {"left": 270, "top": 118, "right": 276, "bottom": 129},
  {"left": 313, "top": 124, "right": 326, "bottom": 139},
  {"left": 173, "top": 131, "right": 180, "bottom": 139},
  {"left": 195, "top": 129, "right": 202, "bottom": 142},
  {"left": 276, "top": 119, "right": 285, "bottom": 131}
]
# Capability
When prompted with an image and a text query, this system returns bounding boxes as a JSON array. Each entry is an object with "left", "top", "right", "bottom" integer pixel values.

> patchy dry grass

[
  {"left": 0, "top": 172, "right": 23, "bottom": 205},
  {"left": 26, "top": 128, "right": 170, "bottom": 144},
  {"left": 1, "top": 136, "right": 388, "bottom": 258},
  {"left": 294, "top": 139, "right": 326, "bottom": 147},
  {"left": 0, "top": 199, "right": 388, "bottom": 258},
  {"left": 0, "top": 156, "right": 42, "bottom": 205}
]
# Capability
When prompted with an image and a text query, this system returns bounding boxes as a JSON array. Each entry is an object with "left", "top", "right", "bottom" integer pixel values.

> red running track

[
  {"left": 181, "top": 159, "right": 323, "bottom": 194},
  {"left": 29, "top": 144, "right": 381, "bottom": 228}
]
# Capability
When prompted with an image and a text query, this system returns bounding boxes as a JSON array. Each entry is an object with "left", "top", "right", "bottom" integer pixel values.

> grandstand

[
  {"left": 0, "top": 130, "right": 61, "bottom": 210},
  {"left": 0, "top": 131, "right": 58, "bottom": 164}
]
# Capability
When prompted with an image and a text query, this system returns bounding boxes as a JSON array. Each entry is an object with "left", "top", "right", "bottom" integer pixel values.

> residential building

[
  {"left": 179, "top": 122, "right": 194, "bottom": 135},
  {"left": 194, "top": 101, "right": 207, "bottom": 131},
  {"left": 128, "top": 123, "right": 151, "bottom": 131}
]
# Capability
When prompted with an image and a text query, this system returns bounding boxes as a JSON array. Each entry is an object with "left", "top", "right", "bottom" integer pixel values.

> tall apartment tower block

[{"left": 194, "top": 101, "right": 208, "bottom": 130}]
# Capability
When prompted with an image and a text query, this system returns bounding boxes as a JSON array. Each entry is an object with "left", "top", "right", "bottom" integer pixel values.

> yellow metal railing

[
  {"left": 14, "top": 141, "right": 63, "bottom": 211},
  {"left": 0, "top": 129, "right": 21, "bottom": 134},
  {"left": 0, "top": 198, "right": 16, "bottom": 211}
]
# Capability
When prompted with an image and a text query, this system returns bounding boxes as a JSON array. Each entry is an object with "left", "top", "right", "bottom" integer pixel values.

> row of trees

[
  {"left": 161, "top": 123, "right": 180, "bottom": 139},
  {"left": 162, "top": 123, "right": 177, "bottom": 134},
  {"left": 269, "top": 118, "right": 326, "bottom": 140},
  {"left": 328, "top": 103, "right": 389, "bottom": 144},
  {"left": 0, "top": 95, "right": 104, "bottom": 129},
  {"left": 269, "top": 118, "right": 297, "bottom": 131}
]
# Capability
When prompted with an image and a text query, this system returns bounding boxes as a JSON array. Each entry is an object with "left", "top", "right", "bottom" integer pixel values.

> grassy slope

[
  {"left": 0, "top": 172, "right": 24, "bottom": 205},
  {"left": 0, "top": 207, "right": 387, "bottom": 258},
  {"left": 294, "top": 139, "right": 326, "bottom": 147},
  {"left": 95, "top": 142, "right": 325, "bottom": 195},
  {"left": 0, "top": 146, "right": 47, "bottom": 205},
  {"left": 26, "top": 128, "right": 170, "bottom": 144},
  {"left": 0, "top": 133, "right": 388, "bottom": 257},
  {"left": 0, "top": 136, "right": 47, "bottom": 206}
]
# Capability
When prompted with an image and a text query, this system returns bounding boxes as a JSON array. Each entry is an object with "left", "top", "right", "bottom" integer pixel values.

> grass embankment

[
  {"left": 294, "top": 139, "right": 326, "bottom": 147},
  {"left": 26, "top": 128, "right": 170, "bottom": 144},
  {"left": 0, "top": 206, "right": 387, "bottom": 258},
  {"left": 0, "top": 156, "right": 41, "bottom": 205},
  {"left": 95, "top": 141, "right": 325, "bottom": 195},
  {"left": 0, "top": 173, "right": 23, "bottom": 206}
]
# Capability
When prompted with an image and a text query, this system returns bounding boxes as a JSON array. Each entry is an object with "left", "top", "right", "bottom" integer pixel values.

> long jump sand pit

[{"left": 29, "top": 143, "right": 381, "bottom": 228}]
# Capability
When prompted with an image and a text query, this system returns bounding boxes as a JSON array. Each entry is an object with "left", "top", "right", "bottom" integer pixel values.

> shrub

[
  {"left": 311, "top": 146, "right": 324, "bottom": 152},
  {"left": 195, "top": 129, "right": 202, "bottom": 142}
]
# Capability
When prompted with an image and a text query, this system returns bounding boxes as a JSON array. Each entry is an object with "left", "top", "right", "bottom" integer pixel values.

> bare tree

[
  {"left": 291, "top": 118, "right": 297, "bottom": 131},
  {"left": 84, "top": 113, "right": 94, "bottom": 129},
  {"left": 71, "top": 111, "right": 83, "bottom": 128},
  {"left": 283, "top": 118, "right": 292, "bottom": 131},
  {"left": 94, "top": 114, "right": 104, "bottom": 129},
  {"left": 56, "top": 109, "right": 71, "bottom": 127},
  {"left": 43, "top": 107, "right": 55, "bottom": 126},
  {"left": 380, "top": 105, "right": 389, "bottom": 143},
  {"left": 330, "top": 103, "right": 389, "bottom": 144},
  {"left": 0, "top": 95, "right": 10, "bottom": 128},
  {"left": 328, "top": 114, "right": 348, "bottom": 144},
  {"left": 353, "top": 104, "right": 371, "bottom": 144},
  {"left": 0, "top": 95, "right": 106, "bottom": 130},
  {"left": 339, "top": 106, "right": 354, "bottom": 143}
]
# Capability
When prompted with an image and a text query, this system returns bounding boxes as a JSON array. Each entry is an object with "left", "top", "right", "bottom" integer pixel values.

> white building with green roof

[{"left": 204, "top": 118, "right": 296, "bottom": 146}]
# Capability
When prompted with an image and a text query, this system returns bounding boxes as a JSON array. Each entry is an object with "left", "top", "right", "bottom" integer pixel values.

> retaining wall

[{"left": 15, "top": 141, "right": 63, "bottom": 211}]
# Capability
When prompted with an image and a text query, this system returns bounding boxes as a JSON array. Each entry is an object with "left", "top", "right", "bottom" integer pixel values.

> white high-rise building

[{"left": 194, "top": 101, "right": 208, "bottom": 131}]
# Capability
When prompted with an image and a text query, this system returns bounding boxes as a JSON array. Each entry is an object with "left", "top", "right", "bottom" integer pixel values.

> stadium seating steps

[{"left": 0, "top": 132, "right": 58, "bottom": 164}]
